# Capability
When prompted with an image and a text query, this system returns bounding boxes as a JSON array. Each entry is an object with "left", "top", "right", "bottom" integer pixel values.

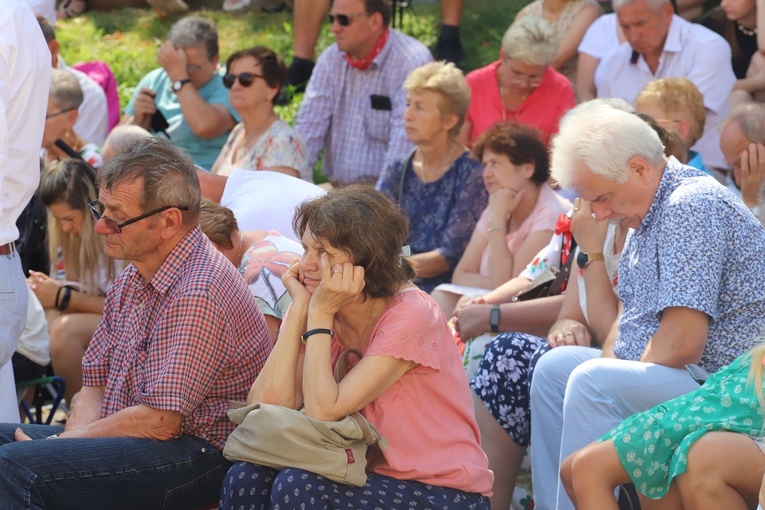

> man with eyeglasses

[
  {"left": 0, "top": 138, "right": 272, "bottom": 509},
  {"left": 122, "top": 16, "right": 239, "bottom": 171},
  {"left": 0, "top": 0, "right": 51, "bottom": 424},
  {"left": 296, "top": 0, "right": 432, "bottom": 186},
  {"left": 592, "top": 0, "right": 735, "bottom": 175}
]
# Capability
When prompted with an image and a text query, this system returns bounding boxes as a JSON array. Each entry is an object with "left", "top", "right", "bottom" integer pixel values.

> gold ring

[{"left": 565, "top": 331, "right": 573, "bottom": 337}]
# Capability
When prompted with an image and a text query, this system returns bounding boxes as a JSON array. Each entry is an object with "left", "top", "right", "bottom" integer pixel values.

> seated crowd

[{"left": 8, "top": 0, "right": 765, "bottom": 508}]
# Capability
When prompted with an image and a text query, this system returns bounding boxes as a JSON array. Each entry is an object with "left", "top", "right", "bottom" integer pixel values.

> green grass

[
  {"left": 56, "top": 0, "right": 522, "bottom": 108},
  {"left": 55, "top": 0, "right": 522, "bottom": 180}
]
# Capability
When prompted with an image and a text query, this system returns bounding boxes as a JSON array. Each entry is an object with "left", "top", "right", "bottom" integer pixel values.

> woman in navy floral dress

[{"left": 376, "top": 61, "right": 487, "bottom": 293}]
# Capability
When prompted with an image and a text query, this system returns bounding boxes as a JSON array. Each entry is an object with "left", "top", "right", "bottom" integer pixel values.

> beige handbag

[{"left": 222, "top": 350, "right": 388, "bottom": 487}]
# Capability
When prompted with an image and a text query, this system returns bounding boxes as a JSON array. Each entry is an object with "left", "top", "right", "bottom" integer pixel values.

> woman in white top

[
  {"left": 211, "top": 46, "right": 310, "bottom": 181},
  {"left": 28, "top": 159, "right": 117, "bottom": 404}
]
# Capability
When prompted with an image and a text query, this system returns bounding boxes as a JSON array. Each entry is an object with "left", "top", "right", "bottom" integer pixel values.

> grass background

[{"left": 55, "top": 0, "right": 525, "bottom": 179}]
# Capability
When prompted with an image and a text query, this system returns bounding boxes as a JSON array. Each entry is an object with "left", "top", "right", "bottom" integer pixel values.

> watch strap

[
  {"left": 173, "top": 78, "right": 191, "bottom": 92},
  {"left": 489, "top": 305, "right": 500, "bottom": 334}
]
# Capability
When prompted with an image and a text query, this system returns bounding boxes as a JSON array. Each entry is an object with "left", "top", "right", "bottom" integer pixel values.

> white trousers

[{"left": 529, "top": 346, "right": 700, "bottom": 510}]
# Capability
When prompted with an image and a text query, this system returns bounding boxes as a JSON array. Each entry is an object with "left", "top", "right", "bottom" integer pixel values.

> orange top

[{"left": 331, "top": 287, "right": 494, "bottom": 496}]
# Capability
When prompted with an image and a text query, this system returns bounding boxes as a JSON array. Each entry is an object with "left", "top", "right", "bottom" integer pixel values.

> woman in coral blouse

[
  {"left": 458, "top": 16, "right": 576, "bottom": 146},
  {"left": 220, "top": 186, "right": 493, "bottom": 509}
]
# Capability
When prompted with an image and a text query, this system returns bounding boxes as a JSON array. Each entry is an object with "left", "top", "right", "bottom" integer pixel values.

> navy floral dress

[{"left": 376, "top": 150, "right": 487, "bottom": 293}]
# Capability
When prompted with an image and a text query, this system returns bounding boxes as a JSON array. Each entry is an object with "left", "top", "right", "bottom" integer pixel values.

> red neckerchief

[
  {"left": 345, "top": 29, "right": 389, "bottom": 71},
  {"left": 554, "top": 213, "right": 574, "bottom": 292},
  {"left": 554, "top": 213, "right": 573, "bottom": 264}
]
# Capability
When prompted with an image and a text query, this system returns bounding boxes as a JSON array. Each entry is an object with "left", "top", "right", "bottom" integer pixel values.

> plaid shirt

[
  {"left": 296, "top": 29, "right": 432, "bottom": 185},
  {"left": 82, "top": 226, "right": 271, "bottom": 450}
]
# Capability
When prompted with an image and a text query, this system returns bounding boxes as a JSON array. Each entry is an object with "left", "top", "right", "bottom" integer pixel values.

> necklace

[
  {"left": 340, "top": 297, "right": 378, "bottom": 348},
  {"left": 416, "top": 142, "right": 458, "bottom": 182},
  {"left": 738, "top": 22, "right": 756, "bottom": 36}
]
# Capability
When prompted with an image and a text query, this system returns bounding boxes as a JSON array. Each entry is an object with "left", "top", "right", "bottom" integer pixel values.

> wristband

[
  {"left": 301, "top": 328, "right": 334, "bottom": 344},
  {"left": 55, "top": 285, "right": 72, "bottom": 311},
  {"left": 489, "top": 305, "right": 501, "bottom": 333}
]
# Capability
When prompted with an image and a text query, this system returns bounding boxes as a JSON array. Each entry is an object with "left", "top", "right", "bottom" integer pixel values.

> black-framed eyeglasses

[
  {"left": 328, "top": 12, "right": 368, "bottom": 26},
  {"left": 88, "top": 200, "right": 189, "bottom": 234},
  {"left": 46, "top": 108, "right": 74, "bottom": 120},
  {"left": 223, "top": 72, "right": 266, "bottom": 89}
]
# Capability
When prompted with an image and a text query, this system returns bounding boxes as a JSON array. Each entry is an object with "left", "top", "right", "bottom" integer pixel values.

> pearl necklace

[{"left": 737, "top": 22, "right": 756, "bottom": 37}]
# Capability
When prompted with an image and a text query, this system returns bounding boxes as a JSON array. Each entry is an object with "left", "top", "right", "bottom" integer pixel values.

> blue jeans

[{"left": 0, "top": 423, "right": 230, "bottom": 509}]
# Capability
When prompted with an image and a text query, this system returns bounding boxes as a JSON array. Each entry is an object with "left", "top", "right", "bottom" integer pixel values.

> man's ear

[
  {"left": 628, "top": 155, "right": 654, "bottom": 184},
  {"left": 159, "top": 208, "right": 184, "bottom": 239},
  {"left": 48, "top": 40, "right": 60, "bottom": 67},
  {"left": 661, "top": 1, "right": 674, "bottom": 22}
]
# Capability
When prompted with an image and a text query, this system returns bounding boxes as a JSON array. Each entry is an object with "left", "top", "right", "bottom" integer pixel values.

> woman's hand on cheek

[
  {"left": 282, "top": 259, "right": 312, "bottom": 305},
  {"left": 310, "top": 253, "right": 366, "bottom": 318}
]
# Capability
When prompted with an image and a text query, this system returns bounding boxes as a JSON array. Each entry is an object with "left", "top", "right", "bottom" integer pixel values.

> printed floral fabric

[
  {"left": 238, "top": 230, "right": 302, "bottom": 320},
  {"left": 470, "top": 332, "right": 548, "bottom": 446},
  {"left": 212, "top": 120, "right": 311, "bottom": 181},
  {"left": 601, "top": 352, "right": 763, "bottom": 499}
]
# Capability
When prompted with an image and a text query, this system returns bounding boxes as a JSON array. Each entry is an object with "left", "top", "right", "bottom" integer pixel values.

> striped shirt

[
  {"left": 82, "top": 226, "right": 271, "bottom": 450},
  {"left": 296, "top": 29, "right": 432, "bottom": 185}
]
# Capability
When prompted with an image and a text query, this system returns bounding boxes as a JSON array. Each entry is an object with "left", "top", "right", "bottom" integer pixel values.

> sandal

[
  {"left": 146, "top": 0, "right": 189, "bottom": 18},
  {"left": 57, "top": 0, "right": 87, "bottom": 19}
]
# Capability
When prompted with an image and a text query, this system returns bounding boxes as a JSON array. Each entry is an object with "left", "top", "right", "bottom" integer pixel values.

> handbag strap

[
  {"left": 546, "top": 237, "right": 577, "bottom": 297},
  {"left": 334, "top": 349, "right": 363, "bottom": 383},
  {"left": 350, "top": 411, "right": 387, "bottom": 450}
]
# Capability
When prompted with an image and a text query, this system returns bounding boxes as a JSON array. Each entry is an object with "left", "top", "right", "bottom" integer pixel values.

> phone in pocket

[{"left": 370, "top": 94, "right": 392, "bottom": 111}]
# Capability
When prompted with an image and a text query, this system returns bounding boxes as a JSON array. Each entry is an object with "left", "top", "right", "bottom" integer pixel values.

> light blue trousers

[
  {"left": 529, "top": 346, "right": 700, "bottom": 510},
  {"left": 0, "top": 248, "right": 27, "bottom": 421}
]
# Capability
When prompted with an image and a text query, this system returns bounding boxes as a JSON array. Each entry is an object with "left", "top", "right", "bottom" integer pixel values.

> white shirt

[
  {"left": 59, "top": 57, "right": 109, "bottom": 147},
  {"left": 220, "top": 169, "right": 326, "bottom": 243},
  {"left": 0, "top": 0, "right": 51, "bottom": 245},
  {"left": 17, "top": 287, "right": 50, "bottom": 367},
  {"left": 22, "top": 0, "right": 55, "bottom": 25},
  {"left": 594, "top": 15, "right": 735, "bottom": 170},
  {"left": 578, "top": 13, "right": 621, "bottom": 59}
]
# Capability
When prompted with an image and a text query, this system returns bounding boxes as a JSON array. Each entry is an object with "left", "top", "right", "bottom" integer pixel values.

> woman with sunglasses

[
  {"left": 211, "top": 46, "right": 311, "bottom": 180},
  {"left": 458, "top": 16, "right": 575, "bottom": 147},
  {"left": 27, "top": 159, "right": 118, "bottom": 405},
  {"left": 41, "top": 69, "right": 103, "bottom": 169}
]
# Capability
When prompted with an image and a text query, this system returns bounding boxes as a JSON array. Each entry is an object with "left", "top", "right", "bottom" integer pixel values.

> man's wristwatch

[
  {"left": 489, "top": 305, "right": 501, "bottom": 333},
  {"left": 172, "top": 78, "right": 192, "bottom": 92},
  {"left": 576, "top": 251, "right": 605, "bottom": 270}
]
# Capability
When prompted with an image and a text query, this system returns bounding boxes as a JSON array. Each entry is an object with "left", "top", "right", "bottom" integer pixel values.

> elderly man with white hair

[
  {"left": 528, "top": 102, "right": 765, "bottom": 510},
  {"left": 593, "top": 0, "right": 734, "bottom": 173}
]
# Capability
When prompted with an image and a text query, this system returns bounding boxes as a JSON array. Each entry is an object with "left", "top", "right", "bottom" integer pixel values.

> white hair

[
  {"left": 551, "top": 102, "right": 665, "bottom": 189},
  {"left": 102, "top": 125, "right": 153, "bottom": 162},
  {"left": 613, "top": 0, "right": 670, "bottom": 11},
  {"left": 501, "top": 16, "right": 558, "bottom": 66}
]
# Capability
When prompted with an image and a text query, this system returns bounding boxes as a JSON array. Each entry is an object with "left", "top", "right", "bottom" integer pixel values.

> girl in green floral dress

[{"left": 561, "top": 343, "right": 765, "bottom": 509}]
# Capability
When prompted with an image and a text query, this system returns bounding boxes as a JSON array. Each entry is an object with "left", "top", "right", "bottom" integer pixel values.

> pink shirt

[
  {"left": 476, "top": 184, "right": 572, "bottom": 276},
  {"left": 465, "top": 61, "right": 575, "bottom": 145},
  {"left": 330, "top": 287, "right": 493, "bottom": 496}
]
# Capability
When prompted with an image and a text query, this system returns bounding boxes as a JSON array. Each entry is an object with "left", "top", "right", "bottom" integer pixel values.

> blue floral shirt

[
  {"left": 616, "top": 157, "right": 765, "bottom": 372},
  {"left": 376, "top": 150, "right": 487, "bottom": 293}
]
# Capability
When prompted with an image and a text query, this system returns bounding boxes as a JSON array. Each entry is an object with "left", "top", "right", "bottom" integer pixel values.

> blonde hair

[
  {"left": 199, "top": 199, "right": 238, "bottom": 250},
  {"left": 403, "top": 61, "right": 471, "bottom": 137},
  {"left": 39, "top": 160, "right": 115, "bottom": 294},
  {"left": 747, "top": 343, "right": 765, "bottom": 413},
  {"left": 501, "top": 16, "right": 558, "bottom": 66},
  {"left": 636, "top": 78, "right": 706, "bottom": 148}
]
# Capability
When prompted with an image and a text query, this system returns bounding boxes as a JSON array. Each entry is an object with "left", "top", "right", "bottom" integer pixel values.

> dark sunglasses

[
  {"left": 223, "top": 72, "right": 266, "bottom": 89},
  {"left": 88, "top": 200, "right": 189, "bottom": 234},
  {"left": 328, "top": 12, "right": 368, "bottom": 26}
]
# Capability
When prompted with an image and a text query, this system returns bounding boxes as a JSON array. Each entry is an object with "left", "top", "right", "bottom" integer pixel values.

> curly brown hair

[{"left": 293, "top": 185, "right": 415, "bottom": 299}]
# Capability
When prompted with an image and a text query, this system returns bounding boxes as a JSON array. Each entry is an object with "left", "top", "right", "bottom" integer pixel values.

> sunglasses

[
  {"left": 328, "top": 12, "right": 368, "bottom": 26},
  {"left": 46, "top": 108, "right": 75, "bottom": 120},
  {"left": 223, "top": 72, "right": 266, "bottom": 89},
  {"left": 88, "top": 200, "right": 189, "bottom": 234}
]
